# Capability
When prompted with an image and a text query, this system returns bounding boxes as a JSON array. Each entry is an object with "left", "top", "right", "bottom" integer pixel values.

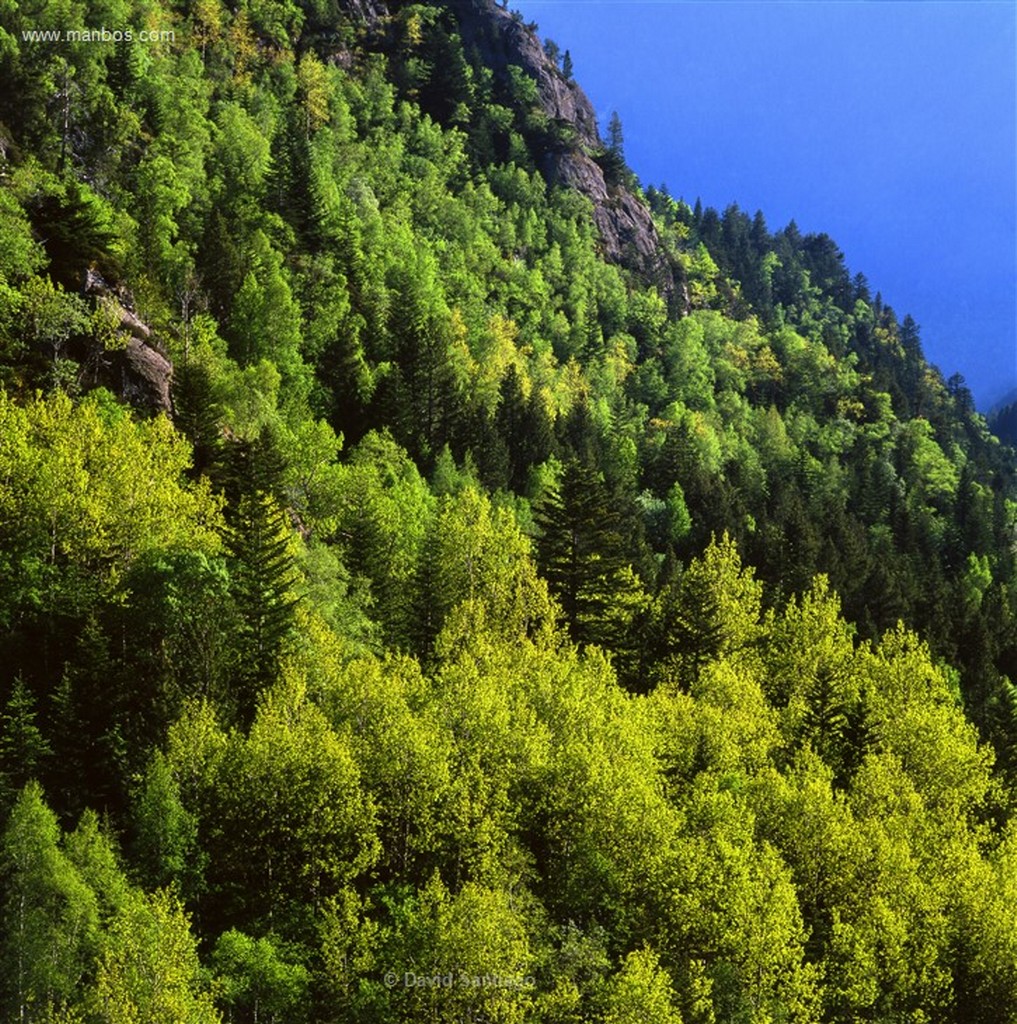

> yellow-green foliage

[{"left": 0, "top": 390, "right": 222, "bottom": 597}]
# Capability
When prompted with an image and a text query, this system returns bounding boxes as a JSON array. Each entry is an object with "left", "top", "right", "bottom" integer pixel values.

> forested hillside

[{"left": 1, "top": 1, "right": 1016, "bottom": 1021}]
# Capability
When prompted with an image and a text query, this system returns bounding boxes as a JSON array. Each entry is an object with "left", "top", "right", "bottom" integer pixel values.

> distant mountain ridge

[{"left": 989, "top": 392, "right": 1017, "bottom": 447}]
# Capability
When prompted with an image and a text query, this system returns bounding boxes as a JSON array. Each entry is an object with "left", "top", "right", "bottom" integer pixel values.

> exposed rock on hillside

[
  {"left": 116, "top": 338, "right": 174, "bottom": 415},
  {"left": 83, "top": 269, "right": 173, "bottom": 416},
  {"left": 448, "top": 1, "right": 686, "bottom": 309},
  {"left": 450, "top": 1, "right": 602, "bottom": 150},
  {"left": 339, "top": 0, "right": 389, "bottom": 32},
  {"left": 329, "top": 0, "right": 686, "bottom": 306}
]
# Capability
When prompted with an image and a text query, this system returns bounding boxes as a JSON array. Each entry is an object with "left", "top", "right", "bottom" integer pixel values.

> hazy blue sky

[{"left": 513, "top": 0, "right": 1016, "bottom": 409}]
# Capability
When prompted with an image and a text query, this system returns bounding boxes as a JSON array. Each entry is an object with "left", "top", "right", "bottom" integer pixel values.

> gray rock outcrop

[
  {"left": 83, "top": 269, "right": 173, "bottom": 416},
  {"left": 450, "top": 0, "right": 684, "bottom": 309}
]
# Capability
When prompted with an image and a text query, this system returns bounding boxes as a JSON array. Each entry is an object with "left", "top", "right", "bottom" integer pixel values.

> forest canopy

[{"left": 0, "top": 1, "right": 1015, "bottom": 1021}]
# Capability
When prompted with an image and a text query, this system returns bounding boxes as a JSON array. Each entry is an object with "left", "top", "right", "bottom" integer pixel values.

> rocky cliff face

[
  {"left": 334, "top": 0, "right": 684, "bottom": 308},
  {"left": 338, "top": 0, "right": 389, "bottom": 32},
  {"left": 83, "top": 270, "right": 173, "bottom": 416},
  {"left": 449, "top": 1, "right": 602, "bottom": 151},
  {"left": 448, "top": 0, "right": 684, "bottom": 310}
]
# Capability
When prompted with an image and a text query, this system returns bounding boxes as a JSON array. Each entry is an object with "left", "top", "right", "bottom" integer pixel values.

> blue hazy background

[{"left": 514, "top": 0, "right": 1016, "bottom": 410}]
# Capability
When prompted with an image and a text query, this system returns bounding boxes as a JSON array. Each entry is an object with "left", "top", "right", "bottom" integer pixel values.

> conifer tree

[
  {"left": 648, "top": 534, "right": 763, "bottom": 688},
  {"left": 220, "top": 434, "right": 299, "bottom": 720},
  {"left": 0, "top": 678, "right": 50, "bottom": 810},
  {"left": 536, "top": 460, "right": 642, "bottom": 652},
  {"left": 598, "top": 112, "right": 627, "bottom": 185},
  {"left": 199, "top": 210, "right": 246, "bottom": 323},
  {"left": 607, "top": 111, "right": 624, "bottom": 161},
  {"left": 49, "top": 616, "right": 128, "bottom": 819},
  {"left": 171, "top": 357, "right": 223, "bottom": 481},
  {"left": 225, "top": 489, "right": 299, "bottom": 720},
  {"left": 496, "top": 366, "right": 555, "bottom": 494}
]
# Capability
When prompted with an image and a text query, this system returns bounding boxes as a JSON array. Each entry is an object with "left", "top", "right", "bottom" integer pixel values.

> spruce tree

[
  {"left": 597, "top": 112, "right": 628, "bottom": 185},
  {"left": 536, "top": 460, "right": 632, "bottom": 646},
  {"left": 49, "top": 617, "right": 127, "bottom": 820},
  {"left": 199, "top": 210, "right": 246, "bottom": 323},
  {"left": 221, "top": 435, "right": 299, "bottom": 722},
  {"left": 496, "top": 367, "right": 555, "bottom": 494},
  {"left": 607, "top": 111, "right": 624, "bottom": 161},
  {"left": 0, "top": 678, "right": 50, "bottom": 811},
  {"left": 171, "top": 357, "right": 223, "bottom": 481},
  {"left": 225, "top": 489, "right": 299, "bottom": 722}
]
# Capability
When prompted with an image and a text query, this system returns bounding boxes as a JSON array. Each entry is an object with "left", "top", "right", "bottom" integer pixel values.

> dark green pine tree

[
  {"left": 415, "top": 19, "right": 475, "bottom": 125},
  {"left": 226, "top": 490, "right": 299, "bottom": 722},
  {"left": 221, "top": 435, "right": 299, "bottom": 723},
  {"left": 598, "top": 111, "right": 627, "bottom": 186},
  {"left": 523, "top": 389, "right": 556, "bottom": 477},
  {"left": 199, "top": 210, "right": 247, "bottom": 324},
  {"left": 986, "top": 675, "right": 1017, "bottom": 775},
  {"left": 802, "top": 664, "right": 851, "bottom": 772},
  {"left": 495, "top": 367, "right": 555, "bottom": 494},
  {"left": 494, "top": 367, "right": 528, "bottom": 492},
  {"left": 558, "top": 396, "right": 603, "bottom": 470},
  {"left": 27, "top": 180, "right": 119, "bottom": 288},
  {"left": 535, "top": 460, "right": 631, "bottom": 646},
  {"left": 0, "top": 678, "right": 51, "bottom": 812},
  {"left": 607, "top": 110, "right": 624, "bottom": 159},
  {"left": 472, "top": 407, "right": 511, "bottom": 493},
  {"left": 48, "top": 616, "right": 127, "bottom": 821},
  {"left": 770, "top": 486, "right": 822, "bottom": 601},
  {"left": 383, "top": 250, "right": 465, "bottom": 462},
  {"left": 821, "top": 509, "right": 872, "bottom": 625},
  {"left": 172, "top": 358, "right": 223, "bottom": 481},
  {"left": 647, "top": 564, "right": 724, "bottom": 689},
  {"left": 899, "top": 314, "right": 924, "bottom": 414},
  {"left": 990, "top": 402, "right": 1017, "bottom": 448},
  {"left": 219, "top": 429, "right": 288, "bottom": 509}
]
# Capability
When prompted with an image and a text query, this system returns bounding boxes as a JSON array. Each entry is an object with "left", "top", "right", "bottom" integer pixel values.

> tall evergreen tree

[
  {"left": 599, "top": 111, "right": 627, "bottom": 184},
  {"left": 49, "top": 616, "right": 127, "bottom": 820},
  {"left": 225, "top": 489, "right": 299, "bottom": 721},
  {"left": 536, "top": 460, "right": 639, "bottom": 648},
  {"left": 171, "top": 357, "right": 223, "bottom": 481},
  {"left": 220, "top": 434, "right": 299, "bottom": 720},
  {"left": 0, "top": 678, "right": 50, "bottom": 811},
  {"left": 495, "top": 366, "right": 555, "bottom": 493}
]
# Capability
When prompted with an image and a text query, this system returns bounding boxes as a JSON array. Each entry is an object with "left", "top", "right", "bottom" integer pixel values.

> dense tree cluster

[{"left": 0, "top": 0, "right": 1016, "bottom": 1020}]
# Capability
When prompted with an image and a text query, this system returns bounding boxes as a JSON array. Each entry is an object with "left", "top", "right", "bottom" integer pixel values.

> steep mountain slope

[
  {"left": 448, "top": 0, "right": 678, "bottom": 294},
  {"left": 0, "top": 1, "right": 1016, "bottom": 1020}
]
